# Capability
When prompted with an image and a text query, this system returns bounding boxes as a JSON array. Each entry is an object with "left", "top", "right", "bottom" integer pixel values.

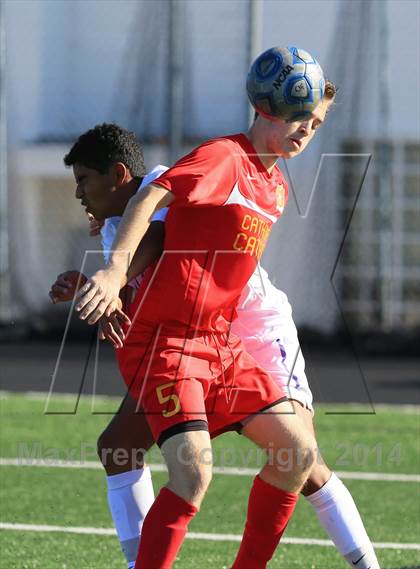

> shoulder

[
  {"left": 207, "top": 134, "right": 247, "bottom": 150},
  {"left": 193, "top": 135, "right": 245, "bottom": 158},
  {"left": 161, "top": 136, "right": 242, "bottom": 176},
  {"left": 181, "top": 136, "right": 246, "bottom": 177},
  {"left": 139, "top": 164, "right": 169, "bottom": 191}
]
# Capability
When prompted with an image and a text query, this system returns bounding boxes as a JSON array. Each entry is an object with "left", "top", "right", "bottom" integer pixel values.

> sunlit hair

[{"left": 64, "top": 123, "right": 146, "bottom": 178}]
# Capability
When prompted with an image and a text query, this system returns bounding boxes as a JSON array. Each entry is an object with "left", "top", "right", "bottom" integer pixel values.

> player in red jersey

[
  {"left": 52, "top": 110, "right": 379, "bottom": 569},
  {"left": 73, "top": 90, "right": 335, "bottom": 567}
]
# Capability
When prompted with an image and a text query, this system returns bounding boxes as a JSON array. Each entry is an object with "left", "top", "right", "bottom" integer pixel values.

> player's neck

[
  {"left": 245, "top": 128, "right": 278, "bottom": 173},
  {"left": 112, "top": 178, "right": 141, "bottom": 216}
]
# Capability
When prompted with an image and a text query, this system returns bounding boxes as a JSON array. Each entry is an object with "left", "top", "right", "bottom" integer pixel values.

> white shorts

[{"left": 232, "top": 267, "right": 313, "bottom": 413}]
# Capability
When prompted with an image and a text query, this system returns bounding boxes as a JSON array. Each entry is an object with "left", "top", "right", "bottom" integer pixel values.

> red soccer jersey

[{"left": 129, "top": 134, "right": 288, "bottom": 333}]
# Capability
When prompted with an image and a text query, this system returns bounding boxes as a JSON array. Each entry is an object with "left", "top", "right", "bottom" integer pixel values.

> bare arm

[
  {"left": 126, "top": 221, "right": 165, "bottom": 282},
  {"left": 75, "top": 183, "right": 173, "bottom": 323},
  {"left": 107, "top": 184, "right": 171, "bottom": 281}
]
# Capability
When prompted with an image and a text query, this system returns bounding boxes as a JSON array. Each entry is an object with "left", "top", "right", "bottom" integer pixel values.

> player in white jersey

[{"left": 50, "top": 123, "right": 379, "bottom": 569}]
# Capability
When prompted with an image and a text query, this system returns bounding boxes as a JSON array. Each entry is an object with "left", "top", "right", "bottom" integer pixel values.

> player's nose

[
  {"left": 298, "top": 122, "right": 310, "bottom": 135},
  {"left": 75, "top": 185, "right": 84, "bottom": 199}
]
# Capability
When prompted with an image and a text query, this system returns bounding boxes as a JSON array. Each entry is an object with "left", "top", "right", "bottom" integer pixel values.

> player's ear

[{"left": 114, "top": 162, "right": 128, "bottom": 186}]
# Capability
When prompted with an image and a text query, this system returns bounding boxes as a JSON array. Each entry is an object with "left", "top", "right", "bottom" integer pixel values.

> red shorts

[{"left": 117, "top": 321, "right": 287, "bottom": 446}]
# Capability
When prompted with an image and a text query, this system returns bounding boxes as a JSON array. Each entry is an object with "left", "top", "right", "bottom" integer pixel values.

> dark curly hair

[{"left": 64, "top": 123, "right": 146, "bottom": 178}]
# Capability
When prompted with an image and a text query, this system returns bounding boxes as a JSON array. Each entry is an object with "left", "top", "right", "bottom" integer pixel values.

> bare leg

[
  {"left": 135, "top": 429, "right": 212, "bottom": 568},
  {"left": 97, "top": 395, "right": 154, "bottom": 475},
  {"left": 242, "top": 399, "right": 317, "bottom": 492},
  {"left": 287, "top": 400, "right": 332, "bottom": 495}
]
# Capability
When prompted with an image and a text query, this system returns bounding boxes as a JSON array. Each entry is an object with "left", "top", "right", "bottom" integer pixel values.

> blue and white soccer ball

[{"left": 246, "top": 46, "right": 325, "bottom": 121}]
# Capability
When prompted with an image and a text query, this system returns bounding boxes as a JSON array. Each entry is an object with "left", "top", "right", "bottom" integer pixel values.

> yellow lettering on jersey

[
  {"left": 234, "top": 215, "right": 272, "bottom": 260},
  {"left": 244, "top": 236, "right": 257, "bottom": 256},
  {"left": 241, "top": 214, "right": 251, "bottom": 231},
  {"left": 276, "top": 184, "right": 285, "bottom": 213},
  {"left": 255, "top": 239, "right": 265, "bottom": 260},
  {"left": 249, "top": 216, "right": 259, "bottom": 233},
  {"left": 233, "top": 232, "right": 247, "bottom": 251},
  {"left": 261, "top": 224, "right": 270, "bottom": 242}
]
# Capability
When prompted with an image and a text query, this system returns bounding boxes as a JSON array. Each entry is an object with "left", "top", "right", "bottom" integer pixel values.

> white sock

[
  {"left": 107, "top": 467, "right": 155, "bottom": 568},
  {"left": 305, "top": 473, "right": 380, "bottom": 568}
]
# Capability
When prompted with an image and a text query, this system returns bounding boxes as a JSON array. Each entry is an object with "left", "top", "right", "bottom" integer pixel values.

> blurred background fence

[{"left": 1, "top": 0, "right": 419, "bottom": 352}]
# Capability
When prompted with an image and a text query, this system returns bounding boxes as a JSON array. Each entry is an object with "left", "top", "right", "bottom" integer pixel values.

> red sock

[
  {"left": 134, "top": 487, "right": 197, "bottom": 569},
  {"left": 231, "top": 475, "right": 298, "bottom": 569}
]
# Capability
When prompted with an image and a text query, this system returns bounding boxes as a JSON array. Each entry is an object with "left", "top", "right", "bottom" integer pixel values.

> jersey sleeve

[
  {"left": 100, "top": 217, "right": 120, "bottom": 263},
  {"left": 153, "top": 139, "right": 239, "bottom": 207}
]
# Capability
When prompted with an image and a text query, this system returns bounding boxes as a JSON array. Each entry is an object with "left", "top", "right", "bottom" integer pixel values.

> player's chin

[
  {"left": 87, "top": 207, "right": 101, "bottom": 219},
  {"left": 283, "top": 140, "right": 306, "bottom": 158},
  {"left": 282, "top": 149, "right": 300, "bottom": 159}
]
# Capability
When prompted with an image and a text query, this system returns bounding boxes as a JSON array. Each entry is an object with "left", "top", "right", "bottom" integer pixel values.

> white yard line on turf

[
  {"left": 0, "top": 522, "right": 419, "bottom": 551},
  {"left": 0, "top": 457, "right": 419, "bottom": 483},
  {"left": 1, "top": 390, "right": 419, "bottom": 414}
]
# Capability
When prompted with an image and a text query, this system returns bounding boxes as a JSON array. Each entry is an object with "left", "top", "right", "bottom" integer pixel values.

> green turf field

[{"left": 1, "top": 392, "right": 419, "bottom": 568}]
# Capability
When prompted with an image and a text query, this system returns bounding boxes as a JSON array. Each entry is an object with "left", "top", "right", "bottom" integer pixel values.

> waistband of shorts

[{"left": 129, "top": 318, "right": 233, "bottom": 339}]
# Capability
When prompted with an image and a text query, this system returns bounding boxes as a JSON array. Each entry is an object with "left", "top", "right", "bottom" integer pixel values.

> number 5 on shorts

[{"left": 156, "top": 382, "right": 181, "bottom": 418}]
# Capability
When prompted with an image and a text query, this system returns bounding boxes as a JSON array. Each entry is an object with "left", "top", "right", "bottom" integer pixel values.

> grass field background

[{"left": 1, "top": 392, "right": 419, "bottom": 568}]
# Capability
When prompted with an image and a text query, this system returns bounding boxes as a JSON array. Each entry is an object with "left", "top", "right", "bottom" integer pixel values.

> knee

[
  {"left": 168, "top": 453, "right": 213, "bottom": 505},
  {"left": 163, "top": 430, "right": 213, "bottom": 506},
  {"left": 293, "top": 432, "right": 317, "bottom": 477},
  {"left": 270, "top": 432, "right": 317, "bottom": 488},
  {"left": 186, "top": 466, "right": 212, "bottom": 505},
  {"left": 190, "top": 463, "right": 213, "bottom": 495}
]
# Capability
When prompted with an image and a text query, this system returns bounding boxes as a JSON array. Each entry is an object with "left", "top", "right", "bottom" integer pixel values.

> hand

[
  {"left": 98, "top": 300, "right": 131, "bottom": 349},
  {"left": 49, "top": 271, "right": 88, "bottom": 303},
  {"left": 75, "top": 266, "right": 125, "bottom": 324},
  {"left": 87, "top": 213, "right": 105, "bottom": 236}
]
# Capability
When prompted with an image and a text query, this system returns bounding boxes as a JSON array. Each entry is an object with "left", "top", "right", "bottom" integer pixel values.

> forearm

[
  {"left": 126, "top": 221, "right": 165, "bottom": 282},
  {"left": 107, "top": 184, "right": 172, "bottom": 285}
]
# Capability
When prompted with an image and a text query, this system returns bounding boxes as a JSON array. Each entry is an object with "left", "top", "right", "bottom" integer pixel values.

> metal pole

[
  {"left": 376, "top": 0, "right": 393, "bottom": 330},
  {"left": 248, "top": 0, "right": 263, "bottom": 126},
  {"left": 0, "top": 0, "right": 12, "bottom": 323},
  {"left": 168, "top": 0, "right": 185, "bottom": 165}
]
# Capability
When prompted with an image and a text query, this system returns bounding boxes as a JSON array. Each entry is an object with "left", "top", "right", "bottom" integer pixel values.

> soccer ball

[{"left": 246, "top": 46, "right": 325, "bottom": 121}]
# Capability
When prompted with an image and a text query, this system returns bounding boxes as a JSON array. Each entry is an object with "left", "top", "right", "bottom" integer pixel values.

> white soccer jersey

[
  {"left": 101, "top": 165, "right": 312, "bottom": 410},
  {"left": 100, "top": 164, "right": 169, "bottom": 290},
  {"left": 233, "top": 266, "right": 312, "bottom": 411},
  {"left": 101, "top": 164, "right": 169, "bottom": 263}
]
